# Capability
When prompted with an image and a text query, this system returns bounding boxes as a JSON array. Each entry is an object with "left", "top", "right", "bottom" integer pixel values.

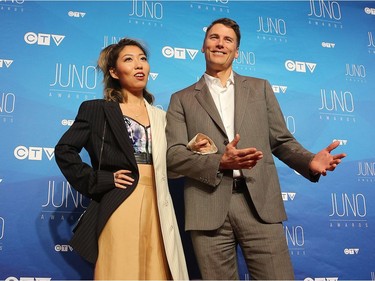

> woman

[{"left": 55, "top": 38, "right": 189, "bottom": 280}]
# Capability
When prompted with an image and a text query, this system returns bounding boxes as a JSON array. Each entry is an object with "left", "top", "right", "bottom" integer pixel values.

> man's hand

[
  {"left": 309, "top": 140, "right": 347, "bottom": 176},
  {"left": 219, "top": 134, "right": 263, "bottom": 170}
]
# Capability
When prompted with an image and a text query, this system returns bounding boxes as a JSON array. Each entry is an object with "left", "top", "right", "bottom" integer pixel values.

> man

[{"left": 166, "top": 18, "right": 346, "bottom": 280}]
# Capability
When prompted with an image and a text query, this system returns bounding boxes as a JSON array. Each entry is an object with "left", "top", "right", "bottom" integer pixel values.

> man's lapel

[
  {"left": 234, "top": 74, "right": 250, "bottom": 133},
  {"left": 194, "top": 76, "right": 227, "bottom": 136}
]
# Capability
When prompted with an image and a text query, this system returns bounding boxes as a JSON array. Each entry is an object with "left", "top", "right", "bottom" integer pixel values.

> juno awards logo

[
  {"left": 0, "top": 92, "right": 15, "bottom": 123},
  {"left": 329, "top": 193, "right": 368, "bottom": 228},
  {"left": 0, "top": 216, "right": 4, "bottom": 249},
  {"left": 368, "top": 32, "right": 375, "bottom": 54},
  {"left": 41, "top": 180, "right": 89, "bottom": 222},
  {"left": 128, "top": 0, "right": 163, "bottom": 27},
  {"left": 190, "top": 0, "right": 229, "bottom": 13},
  {"left": 284, "top": 224, "right": 305, "bottom": 256},
  {"left": 256, "top": 16, "right": 288, "bottom": 43},
  {"left": 357, "top": 161, "right": 375, "bottom": 182},
  {"left": 318, "top": 89, "right": 355, "bottom": 122},
  {"left": 307, "top": 0, "right": 343, "bottom": 28},
  {"left": 0, "top": 0, "right": 24, "bottom": 12}
]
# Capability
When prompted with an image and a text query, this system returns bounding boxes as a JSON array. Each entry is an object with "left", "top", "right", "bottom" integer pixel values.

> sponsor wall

[{"left": 1, "top": 1, "right": 375, "bottom": 280}]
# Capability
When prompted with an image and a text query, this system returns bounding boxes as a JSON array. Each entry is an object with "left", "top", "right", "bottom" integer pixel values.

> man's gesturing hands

[{"left": 219, "top": 134, "right": 263, "bottom": 170}]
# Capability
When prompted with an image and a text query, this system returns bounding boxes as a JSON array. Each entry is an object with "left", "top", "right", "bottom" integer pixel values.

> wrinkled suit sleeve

[{"left": 54, "top": 101, "right": 115, "bottom": 199}]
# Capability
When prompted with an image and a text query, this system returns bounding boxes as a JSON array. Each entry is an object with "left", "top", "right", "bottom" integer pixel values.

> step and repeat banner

[{"left": 1, "top": 0, "right": 375, "bottom": 280}]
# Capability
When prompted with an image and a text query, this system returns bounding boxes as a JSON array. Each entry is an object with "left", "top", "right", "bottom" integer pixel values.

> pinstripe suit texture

[
  {"left": 166, "top": 73, "right": 319, "bottom": 279},
  {"left": 55, "top": 99, "right": 189, "bottom": 280}
]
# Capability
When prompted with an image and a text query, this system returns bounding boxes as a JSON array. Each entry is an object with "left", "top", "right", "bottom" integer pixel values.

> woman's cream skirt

[{"left": 94, "top": 164, "right": 171, "bottom": 280}]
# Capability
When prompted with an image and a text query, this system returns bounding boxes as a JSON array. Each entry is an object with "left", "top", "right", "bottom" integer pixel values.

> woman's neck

[{"left": 122, "top": 90, "right": 144, "bottom": 105}]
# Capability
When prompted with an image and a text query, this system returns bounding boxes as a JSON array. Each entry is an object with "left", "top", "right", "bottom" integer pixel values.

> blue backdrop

[{"left": 1, "top": 1, "right": 375, "bottom": 280}]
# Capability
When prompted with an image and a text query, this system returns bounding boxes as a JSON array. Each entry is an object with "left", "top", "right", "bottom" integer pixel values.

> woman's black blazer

[{"left": 55, "top": 99, "right": 139, "bottom": 263}]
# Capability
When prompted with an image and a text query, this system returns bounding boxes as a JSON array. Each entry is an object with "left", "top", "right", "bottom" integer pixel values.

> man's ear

[
  {"left": 235, "top": 48, "right": 239, "bottom": 59},
  {"left": 109, "top": 68, "right": 119, "bottom": 79}
]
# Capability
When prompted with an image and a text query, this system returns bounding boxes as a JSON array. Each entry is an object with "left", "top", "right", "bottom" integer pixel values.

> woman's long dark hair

[{"left": 97, "top": 38, "right": 154, "bottom": 104}]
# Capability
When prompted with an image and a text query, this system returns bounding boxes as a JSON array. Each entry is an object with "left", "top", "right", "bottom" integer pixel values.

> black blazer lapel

[{"left": 102, "top": 101, "right": 138, "bottom": 170}]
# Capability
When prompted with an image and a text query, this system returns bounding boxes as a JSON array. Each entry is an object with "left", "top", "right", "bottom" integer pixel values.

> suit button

[{"left": 224, "top": 140, "right": 229, "bottom": 145}]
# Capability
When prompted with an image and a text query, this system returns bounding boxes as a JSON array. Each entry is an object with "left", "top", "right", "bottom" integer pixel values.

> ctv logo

[
  {"left": 285, "top": 60, "right": 317, "bottom": 73},
  {"left": 304, "top": 277, "right": 339, "bottom": 281},
  {"left": 149, "top": 72, "right": 159, "bottom": 81},
  {"left": 333, "top": 139, "right": 348, "bottom": 145},
  {"left": 364, "top": 7, "right": 375, "bottom": 15},
  {"left": 14, "top": 146, "right": 54, "bottom": 161},
  {"left": 162, "top": 46, "right": 199, "bottom": 60},
  {"left": 272, "top": 85, "right": 287, "bottom": 94},
  {"left": 61, "top": 119, "right": 74, "bottom": 126},
  {"left": 322, "top": 42, "right": 335, "bottom": 48},
  {"left": 0, "top": 59, "right": 13, "bottom": 68},
  {"left": 24, "top": 32, "right": 65, "bottom": 46},
  {"left": 344, "top": 248, "right": 359, "bottom": 255},
  {"left": 68, "top": 11, "right": 86, "bottom": 17},
  {"left": 282, "top": 192, "right": 296, "bottom": 201},
  {"left": 55, "top": 244, "right": 73, "bottom": 252},
  {"left": 5, "top": 278, "right": 51, "bottom": 281}
]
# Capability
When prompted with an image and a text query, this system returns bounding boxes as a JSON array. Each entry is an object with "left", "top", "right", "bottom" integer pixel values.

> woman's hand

[
  {"left": 186, "top": 133, "right": 218, "bottom": 154},
  {"left": 113, "top": 170, "right": 134, "bottom": 189},
  {"left": 191, "top": 137, "right": 213, "bottom": 153}
]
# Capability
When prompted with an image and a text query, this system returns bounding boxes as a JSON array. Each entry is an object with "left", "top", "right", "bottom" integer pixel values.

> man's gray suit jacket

[{"left": 166, "top": 73, "right": 319, "bottom": 231}]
